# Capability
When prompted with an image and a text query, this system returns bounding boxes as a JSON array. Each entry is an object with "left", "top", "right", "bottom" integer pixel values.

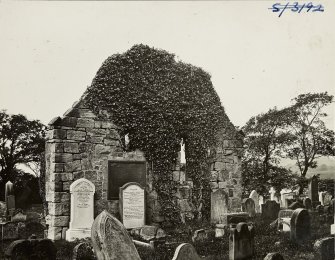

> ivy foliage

[{"left": 84, "top": 44, "right": 228, "bottom": 222}]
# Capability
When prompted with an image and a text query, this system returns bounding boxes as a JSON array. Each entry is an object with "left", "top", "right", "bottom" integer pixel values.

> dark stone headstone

[
  {"left": 314, "top": 237, "right": 334, "bottom": 260},
  {"left": 261, "top": 201, "right": 280, "bottom": 220},
  {"left": 264, "top": 252, "right": 284, "bottom": 260},
  {"left": 303, "top": 198, "right": 312, "bottom": 210},
  {"left": 242, "top": 198, "right": 256, "bottom": 217},
  {"left": 2, "top": 222, "right": 19, "bottom": 240},
  {"left": 172, "top": 243, "right": 201, "bottom": 260},
  {"left": 288, "top": 201, "right": 304, "bottom": 210},
  {"left": 229, "top": 223, "right": 255, "bottom": 260},
  {"left": 308, "top": 175, "right": 318, "bottom": 202},
  {"left": 290, "top": 208, "right": 310, "bottom": 243},
  {"left": 4, "top": 237, "right": 56, "bottom": 260},
  {"left": 91, "top": 210, "right": 141, "bottom": 260},
  {"left": 211, "top": 189, "right": 229, "bottom": 224},
  {"left": 73, "top": 242, "right": 96, "bottom": 260}
]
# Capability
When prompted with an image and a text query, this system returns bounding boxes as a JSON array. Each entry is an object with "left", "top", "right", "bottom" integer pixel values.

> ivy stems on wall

[{"left": 84, "top": 44, "right": 229, "bottom": 223}]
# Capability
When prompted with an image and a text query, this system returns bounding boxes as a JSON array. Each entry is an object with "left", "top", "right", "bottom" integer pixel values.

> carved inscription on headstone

[
  {"left": 66, "top": 178, "right": 95, "bottom": 241},
  {"left": 120, "top": 183, "right": 145, "bottom": 229}
]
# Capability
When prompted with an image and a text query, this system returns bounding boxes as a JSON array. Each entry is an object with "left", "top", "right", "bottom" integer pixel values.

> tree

[
  {"left": 282, "top": 92, "right": 334, "bottom": 177},
  {"left": 0, "top": 110, "right": 46, "bottom": 198},
  {"left": 242, "top": 108, "right": 294, "bottom": 195}
]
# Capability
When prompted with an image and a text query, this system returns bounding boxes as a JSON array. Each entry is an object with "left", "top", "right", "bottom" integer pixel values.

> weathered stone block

[
  {"left": 54, "top": 163, "right": 64, "bottom": 173},
  {"left": 58, "top": 117, "right": 78, "bottom": 127},
  {"left": 48, "top": 227, "right": 62, "bottom": 240},
  {"left": 67, "top": 130, "right": 86, "bottom": 141},
  {"left": 63, "top": 181, "right": 71, "bottom": 191},
  {"left": 95, "top": 144, "right": 112, "bottom": 155},
  {"left": 53, "top": 153, "right": 73, "bottom": 163},
  {"left": 50, "top": 216, "right": 70, "bottom": 227},
  {"left": 90, "top": 136, "right": 104, "bottom": 143},
  {"left": 52, "top": 192, "right": 70, "bottom": 203},
  {"left": 210, "top": 171, "right": 218, "bottom": 181},
  {"left": 54, "top": 172, "right": 73, "bottom": 182},
  {"left": 64, "top": 142, "right": 79, "bottom": 153},
  {"left": 73, "top": 171, "right": 84, "bottom": 180},
  {"left": 106, "top": 129, "right": 119, "bottom": 139},
  {"left": 214, "top": 162, "right": 225, "bottom": 170},
  {"left": 77, "top": 118, "right": 94, "bottom": 128},
  {"left": 50, "top": 129, "right": 67, "bottom": 139},
  {"left": 64, "top": 160, "right": 81, "bottom": 172},
  {"left": 48, "top": 202, "right": 70, "bottom": 215},
  {"left": 101, "top": 122, "right": 117, "bottom": 129}
]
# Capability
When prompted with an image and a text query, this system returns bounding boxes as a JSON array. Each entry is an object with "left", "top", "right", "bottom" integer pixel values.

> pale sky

[{"left": 0, "top": 1, "right": 334, "bottom": 129}]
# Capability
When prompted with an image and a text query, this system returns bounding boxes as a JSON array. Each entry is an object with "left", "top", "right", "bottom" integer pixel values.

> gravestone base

[{"left": 66, "top": 228, "right": 91, "bottom": 241}]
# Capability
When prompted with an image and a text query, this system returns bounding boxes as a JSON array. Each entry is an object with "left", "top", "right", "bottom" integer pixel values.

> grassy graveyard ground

[{"left": 0, "top": 214, "right": 332, "bottom": 259}]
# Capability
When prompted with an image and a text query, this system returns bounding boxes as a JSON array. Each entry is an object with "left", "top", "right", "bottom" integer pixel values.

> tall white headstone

[
  {"left": 66, "top": 178, "right": 95, "bottom": 241},
  {"left": 249, "top": 190, "right": 260, "bottom": 213},
  {"left": 120, "top": 182, "right": 145, "bottom": 229},
  {"left": 318, "top": 191, "right": 326, "bottom": 205},
  {"left": 259, "top": 195, "right": 264, "bottom": 213},
  {"left": 269, "top": 187, "right": 276, "bottom": 201}
]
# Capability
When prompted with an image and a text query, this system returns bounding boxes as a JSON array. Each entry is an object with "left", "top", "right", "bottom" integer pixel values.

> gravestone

[
  {"left": 2, "top": 222, "right": 19, "bottom": 240},
  {"left": 290, "top": 208, "right": 310, "bottom": 243},
  {"left": 261, "top": 201, "right": 280, "bottom": 221},
  {"left": 91, "top": 210, "right": 141, "bottom": 260},
  {"left": 211, "top": 189, "right": 228, "bottom": 224},
  {"left": 280, "top": 189, "right": 293, "bottom": 208},
  {"left": 229, "top": 222, "right": 255, "bottom": 260},
  {"left": 264, "top": 252, "right": 284, "bottom": 260},
  {"left": 172, "top": 243, "right": 201, "bottom": 260},
  {"left": 308, "top": 175, "right": 318, "bottom": 203},
  {"left": 66, "top": 178, "right": 95, "bottom": 241},
  {"left": 242, "top": 198, "right": 255, "bottom": 217},
  {"left": 5, "top": 237, "right": 56, "bottom": 260},
  {"left": 5, "top": 181, "right": 15, "bottom": 218},
  {"left": 323, "top": 193, "right": 332, "bottom": 206},
  {"left": 119, "top": 182, "right": 145, "bottom": 229},
  {"left": 303, "top": 198, "right": 312, "bottom": 210},
  {"left": 259, "top": 196, "right": 264, "bottom": 213},
  {"left": 249, "top": 190, "right": 260, "bottom": 213},
  {"left": 11, "top": 212, "right": 27, "bottom": 222},
  {"left": 288, "top": 201, "right": 303, "bottom": 210},
  {"left": 269, "top": 187, "right": 276, "bottom": 201},
  {"left": 73, "top": 242, "right": 96, "bottom": 260},
  {"left": 278, "top": 209, "right": 294, "bottom": 231},
  {"left": 318, "top": 191, "right": 326, "bottom": 205},
  {"left": 314, "top": 237, "right": 334, "bottom": 260}
]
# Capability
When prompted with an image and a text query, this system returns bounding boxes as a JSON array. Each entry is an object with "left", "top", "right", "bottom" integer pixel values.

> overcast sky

[{"left": 0, "top": 1, "right": 334, "bottom": 129}]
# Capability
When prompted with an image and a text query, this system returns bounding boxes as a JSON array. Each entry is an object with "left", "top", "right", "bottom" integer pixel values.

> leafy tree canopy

[{"left": 0, "top": 111, "right": 46, "bottom": 182}]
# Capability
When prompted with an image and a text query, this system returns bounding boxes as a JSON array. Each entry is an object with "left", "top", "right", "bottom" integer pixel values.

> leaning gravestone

[
  {"left": 172, "top": 243, "right": 202, "bottom": 260},
  {"left": 249, "top": 190, "right": 260, "bottom": 213},
  {"left": 263, "top": 252, "right": 284, "bottom": 260},
  {"left": 120, "top": 182, "right": 145, "bottom": 229},
  {"left": 290, "top": 208, "right": 310, "bottom": 243},
  {"left": 211, "top": 189, "right": 228, "bottom": 224},
  {"left": 242, "top": 198, "right": 255, "bottom": 217},
  {"left": 91, "top": 210, "right": 141, "bottom": 260},
  {"left": 314, "top": 237, "right": 334, "bottom": 260},
  {"left": 66, "top": 178, "right": 95, "bottom": 241},
  {"left": 261, "top": 201, "right": 280, "bottom": 221},
  {"left": 229, "top": 222, "right": 255, "bottom": 260}
]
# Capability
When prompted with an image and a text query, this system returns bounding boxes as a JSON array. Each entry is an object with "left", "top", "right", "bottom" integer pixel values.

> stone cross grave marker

[
  {"left": 249, "top": 190, "right": 260, "bottom": 213},
  {"left": 229, "top": 222, "right": 255, "bottom": 260},
  {"left": 242, "top": 198, "right": 255, "bottom": 217},
  {"left": 269, "top": 187, "right": 276, "bottom": 201},
  {"left": 172, "top": 243, "right": 201, "bottom": 260},
  {"left": 66, "top": 178, "right": 95, "bottom": 241},
  {"left": 290, "top": 208, "right": 311, "bottom": 243},
  {"left": 120, "top": 182, "right": 145, "bottom": 229},
  {"left": 261, "top": 201, "right": 280, "bottom": 221},
  {"left": 91, "top": 210, "right": 141, "bottom": 260},
  {"left": 211, "top": 189, "right": 228, "bottom": 224},
  {"left": 308, "top": 175, "right": 318, "bottom": 203}
]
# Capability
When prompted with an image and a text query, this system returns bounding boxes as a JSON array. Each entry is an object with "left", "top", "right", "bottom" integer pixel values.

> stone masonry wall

[
  {"left": 45, "top": 100, "right": 243, "bottom": 240},
  {"left": 45, "top": 100, "right": 146, "bottom": 240}
]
